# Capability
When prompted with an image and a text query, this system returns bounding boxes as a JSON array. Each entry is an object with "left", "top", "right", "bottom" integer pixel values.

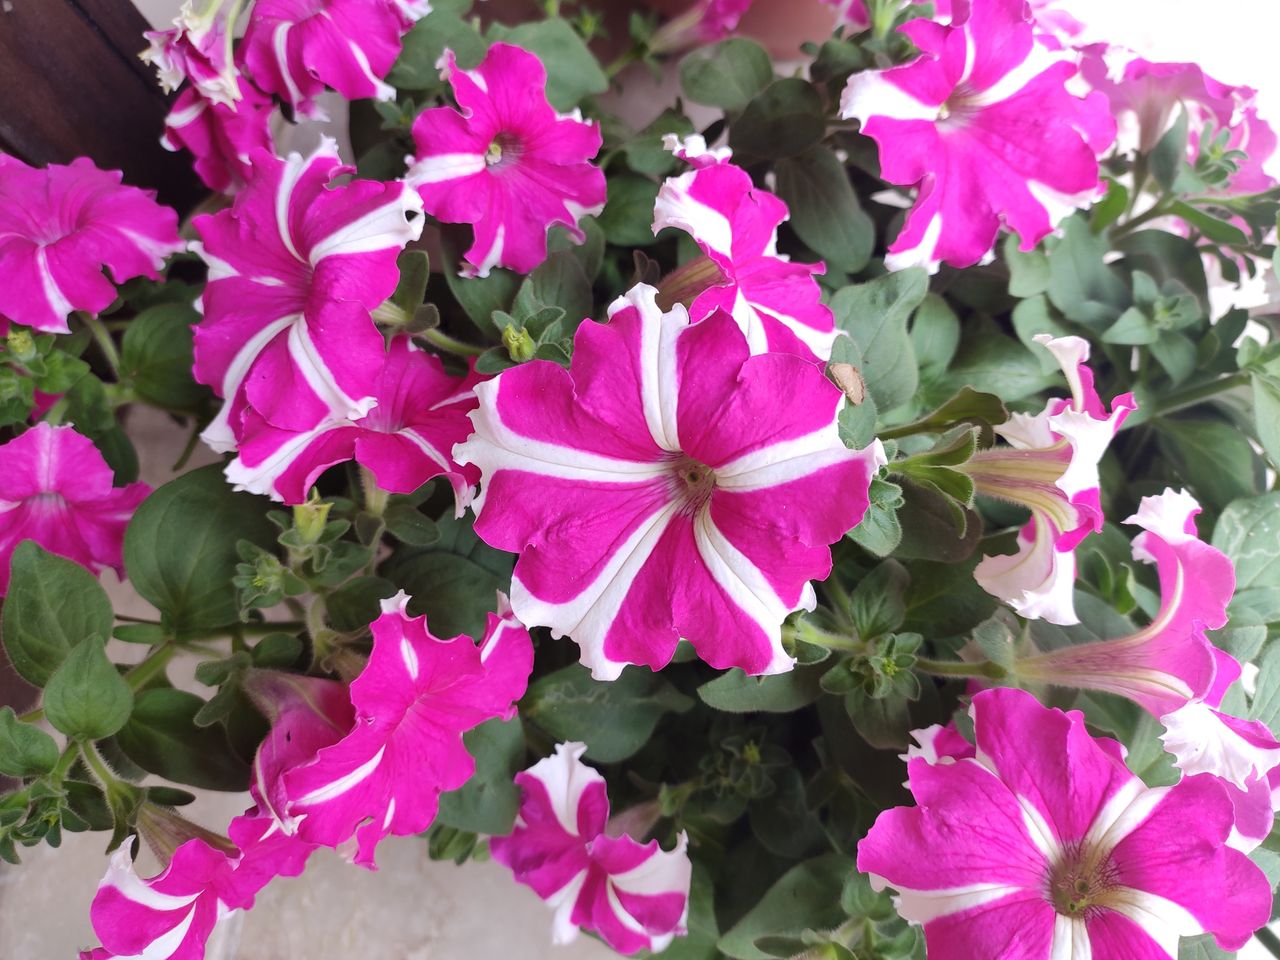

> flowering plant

[{"left": 3, "top": 0, "right": 1280, "bottom": 957}]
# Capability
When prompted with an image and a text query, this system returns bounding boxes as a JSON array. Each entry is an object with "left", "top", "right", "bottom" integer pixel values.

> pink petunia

[
  {"left": 225, "top": 337, "right": 481, "bottom": 507},
  {"left": 239, "top": 0, "right": 422, "bottom": 120},
  {"left": 820, "top": 0, "right": 870, "bottom": 30},
  {"left": 161, "top": 78, "right": 276, "bottom": 195},
  {"left": 1017, "top": 488, "right": 1237, "bottom": 717},
  {"left": 140, "top": 0, "right": 239, "bottom": 106},
  {"left": 0, "top": 155, "right": 184, "bottom": 334},
  {"left": 0, "top": 424, "right": 150, "bottom": 595},
  {"left": 965, "top": 335, "right": 1135, "bottom": 625},
  {"left": 491, "top": 742, "right": 692, "bottom": 955},
  {"left": 281, "top": 593, "right": 533, "bottom": 867},
  {"left": 839, "top": 0, "right": 1115, "bottom": 271},
  {"left": 407, "top": 44, "right": 607, "bottom": 278},
  {"left": 653, "top": 149, "right": 839, "bottom": 361},
  {"left": 904, "top": 721, "right": 975, "bottom": 764},
  {"left": 858, "top": 687, "right": 1272, "bottom": 958},
  {"left": 453, "top": 283, "right": 885, "bottom": 681},
  {"left": 192, "top": 140, "right": 423, "bottom": 456}
]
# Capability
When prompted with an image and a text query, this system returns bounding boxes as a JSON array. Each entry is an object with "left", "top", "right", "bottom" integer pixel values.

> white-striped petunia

[{"left": 454, "top": 283, "right": 885, "bottom": 681}]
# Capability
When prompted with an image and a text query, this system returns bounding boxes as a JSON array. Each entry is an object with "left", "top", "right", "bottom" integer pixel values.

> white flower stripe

[
  {"left": 1050, "top": 914, "right": 1092, "bottom": 960},
  {"left": 405, "top": 152, "right": 488, "bottom": 186},
  {"left": 306, "top": 185, "right": 424, "bottom": 262},
  {"left": 1105, "top": 886, "right": 1203, "bottom": 957},
  {"left": 202, "top": 313, "right": 297, "bottom": 451}
]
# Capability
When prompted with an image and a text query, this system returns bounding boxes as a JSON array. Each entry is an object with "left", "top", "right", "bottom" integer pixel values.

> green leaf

[
  {"left": 1151, "top": 108, "right": 1190, "bottom": 192},
  {"left": 441, "top": 236, "right": 520, "bottom": 338},
  {"left": 33, "top": 348, "right": 90, "bottom": 395},
  {"left": 598, "top": 174, "right": 662, "bottom": 247},
  {"left": 114, "top": 688, "right": 250, "bottom": 791},
  {"left": 1102, "top": 306, "right": 1159, "bottom": 345},
  {"left": 0, "top": 707, "right": 59, "bottom": 778},
  {"left": 1048, "top": 215, "right": 1129, "bottom": 327},
  {"left": 436, "top": 717, "right": 525, "bottom": 834},
  {"left": 849, "top": 560, "right": 908, "bottom": 640},
  {"left": 1214, "top": 494, "right": 1280, "bottom": 593},
  {"left": 524, "top": 664, "right": 692, "bottom": 763},
  {"left": 523, "top": 251, "right": 593, "bottom": 326},
  {"left": 679, "top": 38, "right": 773, "bottom": 111},
  {"left": 487, "top": 19, "right": 608, "bottom": 111},
  {"left": 908, "top": 294, "right": 960, "bottom": 379},
  {"left": 1251, "top": 373, "right": 1280, "bottom": 470},
  {"left": 43, "top": 639, "right": 133, "bottom": 741},
  {"left": 382, "top": 511, "right": 513, "bottom": 639},
  {"left": 893, "top": 478, "right": 982, "bottom": 563},
  {"left": 847, "top": 475, "right": 904, "bottom": 557},
  {"left": 389, "top": 8, "right": 486, "bottom": 90},
  {"left": 1003, "top": 233, "right": 1050, "bottom": 298},
  {"left": 622, "top": 109, "right": 695, "bottom": 177},
  {"left": 1156, "top": 419, "right": 1263, "bottom": 513},
  {"left": 1171, "top": 201, "right": 1249, "bottom": 245},
  {"left": 384, "top": 501, "right": 439, "bottom": 547},
  {"left": 729, "top": 79, "right": 826, "bottom": 164},
  {"left": 119, "top": 302, "right": 208, "bottom": 410},
  {"left": 392, "top": 249, "right": 431, "bottom": 313},
  {"left": 124, "top": 464, "right": 276, "bottom": 635},
  {"left": 2, "top": 541, "right": 114, "bottom": 686},
  {"left": 774, "top": 146, "right": 874, "bottom": 273},
  {"left": 697, "top": 664, "right": 825, "bottom": 713},
  {"left": 1090, "top": 178, "right": 1129, "bottom": 232},
  {"left": 1250, "top": 642, "right": 1280, "bottom": 731},
  {"left": 326, "top": 576, "right": 397, "bottom": 634},
  {"left": 718, "top": 854, "right": 854, "bottom": 960},
  {"left": 829, "top": 269, "right": 927, "bottom": 412}
]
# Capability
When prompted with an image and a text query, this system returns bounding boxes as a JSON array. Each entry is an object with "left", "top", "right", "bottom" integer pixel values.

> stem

[
  {"left": 171, "top": 420, "right": 202, "bottom": 472},
  {"left": 604, "top": 47, "right": 641, "bottom": 80},
  {"left": 79, "top": 741, "right": 120, "bottom": 793},
  {"left": 915, "top": 657, "right": 1007, "bottom": 680},
  {"left": 123, "top": 645, "right": 177, "bottom": 692},
  {"left": 419, "top": 327, "right": 487, "bottom": 357},
  {"left": 1256, "top": 927, "right": 1280, "bottom": 958},
  {"left": 50, "top": 744, "right": 79, "bottom": 783},
  {"left": 1111, "top": 199, "right": 1175, "bottom": 240},
  {"left": 80, "top": 313, "right": 120, "bottom": 375},
  {"left": 1124, "top": 371, "right": 1250, "bottom": 427}
]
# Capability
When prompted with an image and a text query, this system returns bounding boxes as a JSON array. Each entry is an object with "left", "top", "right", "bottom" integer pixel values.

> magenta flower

[
  {"left": 839, "top": 0, "right": 1115, "bottom": 271},
  {"left": 965, "top": 335, "right": 1135, "bottom": 625},
  {"left": 281, "top": 593, "right": 533, "bottom": 867},
  {"left": 226, "top": 337, "right": 482, "bottom": 507},
  {"left": 140, "top": 1, "right": 239, "bottom": 106},
  {"left": 407, "top": 44, "right": 607, "bottom": 278},
  {"left": 0, "top": 424, "right": 150, "bottom": 595},
  {"left": 905, "top": 721, "right": 975, "bottom": 764},
  {"left": 454, "top": 283, "right": 885, "bottom": 681},
  {"left": 240, "top": 0, "right": 420, "bottom": 119},
  {"left": 0, "top": 155, "right": 183, "bottom": 334},
  {"left": 161, "top": 78, "right": 276, "bottom": 195},
  {"left": 192, "top": 140, "right": 423, "bottom": 456},
  {"left": 821, "top": 0, "right": 870, "bottom": 30},
  {"left": 1217, "top": 102, "right": 1279, "bottom": 194},
  {"left": 653, "top": 150, "right": 838, "bottom": 361},
  {"left": 1017, "top": 489, "right": 1236, "bottom": 716},
  {"left": 491, "top": 742, "right": 692, "bottom": 955},
  {"left": 859, "top": 687, "right": 1271, "bottom": 958}
]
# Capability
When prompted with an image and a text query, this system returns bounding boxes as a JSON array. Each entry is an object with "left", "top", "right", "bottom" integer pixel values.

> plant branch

[
  {"left": 914, "top": 657, "right": 1007, "bottom": 680},
  {"left": 80, "top": 312, "right": 120, "bottom": 375},
  {"left": 419, "top": 327, "right": 487, "bottom": 357},
  {"left": 1256, "top": 927, "right": 1280, "bottom": 958}
]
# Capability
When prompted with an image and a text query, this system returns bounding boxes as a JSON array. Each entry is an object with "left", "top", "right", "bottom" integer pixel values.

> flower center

[
  {"left": 1047, "top": 844, "right": 1118, "bottom": 917},
  {"left": 485, "top": 132, "right": 523, "bottom": 170},
  {"left": 669, "top": 455, "right": 716, "bottom": 513},
  {"left": 938, "top": 83, "right": 980, "bottom": 127}
]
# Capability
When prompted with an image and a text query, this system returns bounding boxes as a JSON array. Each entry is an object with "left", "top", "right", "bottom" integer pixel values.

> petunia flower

[
  {"left": 225, "top": 337, "right": 482, "bottom": 508},
  {"left": 0, "top": 424, "right": 150, "bottom": 595},
  {"left": 161, "top": 78, "right": 276, "bottom": 195},
  {"left": 454, "top": 283, "right": 885, "bottom": 681},
  {"left": 858, "top": 687, "right": 1271, "bottom": 958},
  {"left": 653, "top": 150, "right": 839, "bottom": 361},
  {"left": 407, "top": 44, "right": 607, "bottom": 278},
  {"left": 904, "top": 721, "right": 974, "bottom": 764},
  {"left": 1015, "top": 488, "right": 1237, "bottom": 717},
  {"left": 0, "top": 155, "right": 184, "bottom": 334},
  {"left": 281, "top": 593, "right": 533, "bottom": 867},
  {"left": 192, "top": 139, "right": 423, "bottom": 456},
  {"left": 239, "top": 0, "right": 422, "bottom": 120},
  {"left": 839, "top": 0, "right": 1115, "bottom": 271},
  {"left": 490, "top": 742, "right": 692, "bottom": 955},
  {"left": 963, "top": 335, "right": 1135, "bottom": 625},
  {"left": 819, "top": 0, "right": 870, "bottom": 30},
  {"left": 140, "top": 0, "right": 240, "bottom": 106}
]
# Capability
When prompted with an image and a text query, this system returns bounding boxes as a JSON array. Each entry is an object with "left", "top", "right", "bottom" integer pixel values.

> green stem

[
  {"left": 419, "top": 327, "right": 487, "bottom": 357},
  {"left": 1125, "top": 371, "right": 1250, "bottom": 427},
  {"left": 171, "top": 420, "right": 202, "bottom": 472},
  {"left": 80, "top": 313, "right": 120, "bottom": 375},
  {"left": 915, "top": 657, "right": 1007, "bottom": 680},
  {"left": 605, "top": 46, "right": 641, "bottom": 80},
  {"left": 79, "top": 741, "right": 120, "bottom": 793},
  {"left": 124, "top": 645, "right": 177, "bottom": 692},
  {"left": 1111, "top": 199, "right": 1175, "bottom": 240},
  {"left": 50, "top": 744, "right": 79, "bottom": 783},
  {"left": 1256, "top": 927, "right": 1280, "bottom": 958}
]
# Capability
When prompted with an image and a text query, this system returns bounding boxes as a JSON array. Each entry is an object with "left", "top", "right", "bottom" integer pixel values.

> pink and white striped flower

[
  {"left": 192, "top": 140, "right": 423, "bottom": 455},
  {"left": 161, "top": 78, "right": 276, "bottom": 195},
  {"left": 491, "top": 742, "right": 692, "bottom": 955},
  {"left": 0, "top": 424, "right": 150, "bottom": 595},
  {"left": 240, "top": 0, "right": 421, "bottom": 119},
  {"left": 858, "top": 687, "right": 1271, "bottom": 959},
  {"left": 407, "top": 43, "right": 607, "bottom": 278},
  {"left": 904, "top": 721, "right": 974, "bottom": 764},
  {"left": 140, "top": 0, "right": 239, "bottom": 105},
  {"left": 225, "top": 337, "right": 481, "bottom": 508},
  {"left": 281, "top": 593, "right": 532, "bottom": 867},
  {"left": 454, "top": 283, "right": 885, "bottom": 681},
  {"left": 653, "top": 151, "right": 839, "bottom": 361},
  {"left": 964, "top": 335, "right": 1135, "bottom": 625},
  {"left": 839, "top": 0, "right": 1115, "bottom": 271},
  {"left": 1016, "top": 489, "right": 1237, "bottom": 717},
  {"left": 0, "top": 155, "right": 184, "bottom": 334}
]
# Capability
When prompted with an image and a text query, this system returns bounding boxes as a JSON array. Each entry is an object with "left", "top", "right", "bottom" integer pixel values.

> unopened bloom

[
  {"left": 653, "top": 150, "right": 838, "bottom": 361},
  {"left": 282, "top": 593, "right": 532, "bottom": 866},
  {"left": 407, "top": 44, "right": 606, "bottom": 277},
  {"left": 491, "top": 742, "right": 692, "bottom": 955},
  {"left": 161, "top": 78, "right": 276, "bottom": 195},
  {"left": 859, "top": 687, "right": 1271, "bottom": 958},
  {"left": 226, "top": 337, "right": 481, "bottom": 508},
  {"left": 965, "top": 335, "right": 1135, "bottom": 624},
  {"left": 839, "top": 0, "right": 1115, "bottom": 270},
  {"left": 140, "top": 0, "right": 239, "bottom": 105},
  {"left": 650, "top": 0, "right": 754, "bottom": 50},
  {"left": 240, "top": 0, "right": 422, "bottom": 119},
  {"left": 192, "top": 140, "right": 423, "bottom": 455},
  {"left": 0, "top": 424, "right": 150, "bottom": 595},
  {"left": 454, "top": 283, "right": 884, "bottom": 681},
  {"left": 1016, "top": 488, "right": 1236, "bottom": 717},
  {"left": 0, "top": 156, "right": 183, "bottom": 334}
]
